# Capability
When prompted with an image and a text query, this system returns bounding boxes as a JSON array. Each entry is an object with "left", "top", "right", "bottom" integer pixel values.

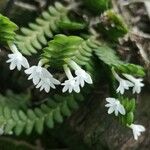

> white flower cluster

[
  {"left": 25, "top": 62, "right": 60, "bottom": 93},
  {"left": 62, "top": 61, "right": 92, "bottom": 93},
  {"left": 6, "top": 44, "right": 92, "bottom": 93},
  {"left": 112, "top": 70, "right": 144, "bottom": 95},
  {"left": 129, "top": 124, "right": 145, "bottom": 141},
  {"left": 105, "top": 69, "right": 145, "bottom": 140},
  {"left": 105, "top": 97, "right": 125, "bottom": 116},
  {"left": 105, "top": 97, "right": 145, "bottom": 140},
  {"left": 6, "top": 44, "right": 146, "bottom": 140},
  {"left": 6, "top": 44, "right": 29, "bottom": 70}
]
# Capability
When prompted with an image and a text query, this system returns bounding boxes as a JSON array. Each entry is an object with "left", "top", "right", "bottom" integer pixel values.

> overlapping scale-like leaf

[
  {"left": 0, "top": 14, "right": 18, "bottom": 44},
  {"left": 94, "top": 46, "right": 145, "bottom": 77},
  {"left": 0, "top": 92, "right": 83, "bottom": 135},
  {"left": 15, "top": 2, "right": 69, "bottom": 55}
]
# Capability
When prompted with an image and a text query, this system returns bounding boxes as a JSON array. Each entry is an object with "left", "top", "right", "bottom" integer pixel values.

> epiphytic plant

[{"left": 0, "top": 0, "right": 146, "bottom": 141}]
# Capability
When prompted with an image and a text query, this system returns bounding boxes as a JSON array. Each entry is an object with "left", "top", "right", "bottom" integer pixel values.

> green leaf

[
  {"left": 83, "top": 0, "right": 111, "bottom": 14},
  {"left": 35, "top": 118, "right": 44, "bottom": 134},
  {"left": 95, "top": 45, "right": 145, "bottom": 77},
  {"left": 18, "top": 110, "right": 27, "bottom": 121},
  {"left": 126, "top": 112, "right": 134, "bottom": 125},
  {"left": 58, "top": 20, "right": 86, "bottom": 30},
  {"left": 67, "top": 97, "right": 79, "bottom": 110},
  {"left": 94, "top": 46, "right": 122, "bottom": 65},
  {"left": 15, "top": 2, "right": 69, "bottom": 55},
  {"left": 121, "top": 98, "right": 136, "bottom": 113},
  {"left": 46, "top": 112, "right": 54, "bottom": 128},
  {"left": 98, "top": 10, "right": 128, "bottom": 41},
  {"left": 119, "top": 97, "right": 135, "bottom": 125},
  {"left": 0, "top": 93, "right": 83, "bottom": 135},
  {"left": 129, "top": 99, "right": 136, "bottom": 112},
  {"left": 3, "top": 107, "right": 11, "bottom": 119},
  {"left": 115, "top": 63, "right": 145, "bottom": 77},
  {"left": 4, "top": 119, "right": 16, "bottom": 134},
  {"left": 42, "top": 34, "right": 84, "bottom": 67},
  {"left": 53, "top": 107, "right": 63, "bottom": 123},
  {"left": 25, "top": 120, "right": 34, "bottom": 135},
  {"left": 61, "top": 101, "right": 71, "bottom": 117},
  {"left": 41, "top": 35, "right": 96, "bottom": 70},
  {"left": 14, "top": 121, "right": 25, "bottom": 135},
  {"left": 0, "top": 14, "right": 18, "bottom": 44},
  {"left": 12, "top": 110, "right": 19, "bottom": 121},
  {"left": 27, "top": 110, "right": 37, "bottom": 120},
  {"left": 34, "top": 108, "right": 44, "bottom": 118}
]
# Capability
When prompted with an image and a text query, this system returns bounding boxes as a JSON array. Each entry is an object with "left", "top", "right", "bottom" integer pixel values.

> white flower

[
  {"left": 62, "top": 77, "right": 80, "bottom": 93},
  {"left": 69, "top": 60, "right": 93, "bottom": 87},
  {"left": 6, "top": 44, "right": 29, "bottom": 71},
  {"left": 116, "top": 80, "right": 134, "bottom": 94},
  {"left": 36, "top": 77, "right": 60, "bottom": 93},
  {"left": 129, "top": 124, "right": 145, "bottom": 140},
  {"left": 105, "top": 98, "right": 126, "bottom": 116},
  {"left": 25, "top": 61, "right": 60, "bottom": 92},
  {"left": 123, "top": 74, "right": 144, "bottom": 94},
  {"left": 113, "top": 70, "right": 134, "bottom": 94},
  {"left": 25, "top": 65, "right": 45, "bottom": 85},
  {"left": 62, "top": 65, "right": 80, "bottom": 93},
  {"left": 75, "top": 69, "right": 93, "bottom": 87}
]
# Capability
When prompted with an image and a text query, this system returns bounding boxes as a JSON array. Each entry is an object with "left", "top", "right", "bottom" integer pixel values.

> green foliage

[
  {"left": 41, "top": 34, "right": 96, "bottom": 68},
  {"left": 94, "top": 45, "right": 123, "bottom": 65},
  {"left": 0, "top": 92, "right": 84, "bottom": 135},
  {"left": 115, "top": 63, "right": 145, "bottom": 77},
  {"left": 0, "top": 14, "right": 18, "bottom": 44},
  {"left": 15, "top": 2, "right": 69, "bottom": 55},
  {"left": 119, "top": 98, "right": 136, "bottom": 125},
  {"left": 58, "top": 20, "right": 86, "bottom": 31},
  {"left": 94, "top": 45, "right": 145, "bottom": 77},
  {"left": 98, "top": 10, "right": 128, "bottom": 41},
  {"left": 0, "top": 91, "right": 30, "bottom": 110},
  {"left": 15, "top": 2, "right": 87, "bottom": 56},
  {"left": 83, "top": 0, "right": 111, "bottom": 14},
  {"left": 0, "top": 0, "right": 145, "bottom": 139}
]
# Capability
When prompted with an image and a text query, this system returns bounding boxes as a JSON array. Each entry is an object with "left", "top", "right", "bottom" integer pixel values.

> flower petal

[
  {"left": 10, "top": 62, "right": 16, "bottom": 70},
  {"left": 108, "top": 107, "right": 114, "bottom": 114}
]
